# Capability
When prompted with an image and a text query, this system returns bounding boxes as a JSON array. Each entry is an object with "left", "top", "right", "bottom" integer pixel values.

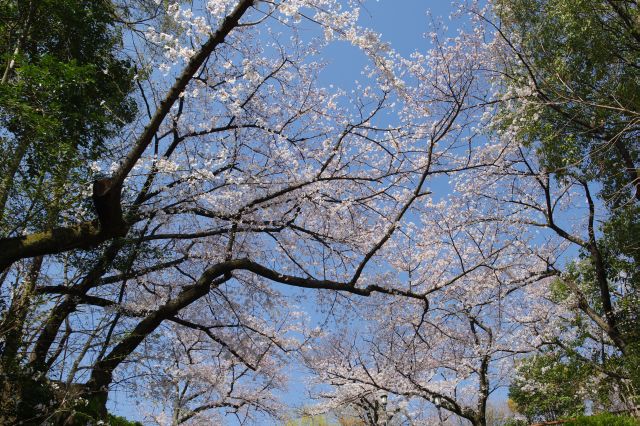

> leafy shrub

[{"left": 564, "top": 413, "right": 640, "bottom": 426}]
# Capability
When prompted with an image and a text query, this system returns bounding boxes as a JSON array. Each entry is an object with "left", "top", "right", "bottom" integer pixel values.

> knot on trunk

[{"left": 92, "top": 177, "right": 126, "bottom": 236}]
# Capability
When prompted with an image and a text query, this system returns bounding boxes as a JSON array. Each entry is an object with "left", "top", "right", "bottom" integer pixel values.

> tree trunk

[{"left": 0, "top": 255, "right": 42, "bottom": 362}]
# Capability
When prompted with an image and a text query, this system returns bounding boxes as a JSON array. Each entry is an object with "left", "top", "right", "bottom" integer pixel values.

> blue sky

[{"left": 321, "top": 0, "right": 456, "bottom": 87}]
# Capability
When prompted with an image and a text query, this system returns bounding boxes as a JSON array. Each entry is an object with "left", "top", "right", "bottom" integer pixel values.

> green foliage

[
  {"left": 564, "top": 413, "right": 640, "bottom": 426},
  {"left": 619, "top": 342, "right": 640, "bottom": 405},
  {"left": 502, "top": 420, "right": 526, "bottom": 426},
  {"left": 107, "top": 414, "right": 144, "bottom": 426},
  {"left": 602, "top": 204, "right": 640, "bottom": 343},
  {"left": 0, "top": 362, "right": 55, "bottom": 424},
  {"left": 493, "top": 0, "right": 640, "bottom": 195},
  {"left": 0, "top": 0, "right": 136, "bottom": 232},
  {"left": 508, "top": 353, "right": 588, "bottom": 423},
  {"left": 0, "top": 0, "right": 137, "bottom": 419},
  {"left": 0, "top": 361, "right": 142, "bottom": 425},
  {"left": 71, "top": 409, "right": 143, "bottom": 426},
  {"left": 493, "top": 0, "right": 640, "bottom": 240},
  {"left": 495, "top": 0, "right": 640, "bottom": 411}
]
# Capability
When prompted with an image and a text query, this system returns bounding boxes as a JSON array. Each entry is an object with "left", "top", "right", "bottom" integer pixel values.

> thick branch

[
  {"left": 109, "top": 0, "right": 255, "bottom": 192},
  {"left": 562, "top": 277, "right": 627, "bottom": 352},
  {"left": 0, "top": 219, "right": 127, "bottom": 271},
  {"left": 83, "top": 256, "right": 428, "bottom": 412}
]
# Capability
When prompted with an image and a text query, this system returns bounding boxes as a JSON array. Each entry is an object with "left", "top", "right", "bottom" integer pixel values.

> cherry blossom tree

[
  {"left": 456, "top": 131, "right": 640, "bottom": 413},
  {"left": 0, "top": 0, "right": 491, "bottom": 423},
  {"left": 302, "top": 189, "right": 557, "bottom": 426},
  {"left": 304, "top": 1, "right": 640, "bottom": 422},
  {"left": 3, "top": 1, "right": 634, "bottom": 424}
]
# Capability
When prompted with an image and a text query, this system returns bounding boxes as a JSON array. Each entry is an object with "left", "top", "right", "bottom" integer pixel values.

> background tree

[
  {"left": 302, "top": 173, "right": 554, "bottom": 426},
  {"left": 0, "top": 0, "right": 136, "bottom": 229},
  {"left": 508, "top": 352, "right": 589, "bottom": 423},
  {"left": 482, "top": 0, "right": 640, "bottom": 413},
  {"left": 304, "top": 0, "right": 640, "bottom": 422},
  {"left": 0, "top": 0, "right": 136, "bottom": 421}
]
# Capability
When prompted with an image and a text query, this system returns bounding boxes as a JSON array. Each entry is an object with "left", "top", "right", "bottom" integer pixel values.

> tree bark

[{"left": 0, "top": 255, "right": 42, "bottom": 361}]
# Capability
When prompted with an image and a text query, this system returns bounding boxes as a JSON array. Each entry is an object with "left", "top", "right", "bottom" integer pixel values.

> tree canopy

[{"left": 0, "top": 0, "right": 638, "bottom": 425}]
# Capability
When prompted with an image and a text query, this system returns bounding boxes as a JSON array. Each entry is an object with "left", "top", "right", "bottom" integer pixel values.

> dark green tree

[
  {"left": 509, "top": 352, "right": 588, "bottom": 423},
  {"left": 0, "top": 0, "right": 137, "bottom": 231},
  {"left": 492, "top": 0, "right": 640, "bottom": 412},
  {"left": 0, "top": 0, "right": 136, "bottom": 422}
]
